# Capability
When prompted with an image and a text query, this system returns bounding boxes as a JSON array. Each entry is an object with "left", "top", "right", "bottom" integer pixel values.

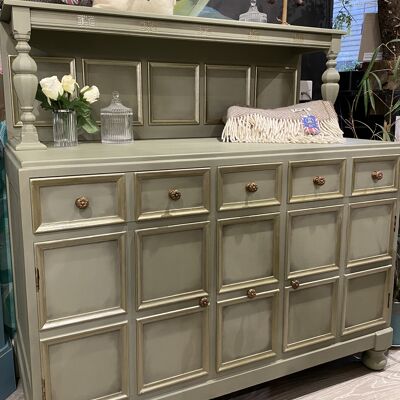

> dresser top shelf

[
  {"left": 1, "top": 0, "right": 345, "bottom": 50},
  {"left": 6, "top": 138, "right": 400, "bottom": 168}
]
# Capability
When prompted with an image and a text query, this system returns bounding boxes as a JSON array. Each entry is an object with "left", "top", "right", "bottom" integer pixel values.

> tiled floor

[{"left": 7, "top": 350, "right": 400, "bottom": 400}]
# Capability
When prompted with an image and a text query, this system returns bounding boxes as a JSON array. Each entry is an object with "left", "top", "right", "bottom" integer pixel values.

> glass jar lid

[{"left": 101, "top": 91, "right": 133, "bottom": 115}]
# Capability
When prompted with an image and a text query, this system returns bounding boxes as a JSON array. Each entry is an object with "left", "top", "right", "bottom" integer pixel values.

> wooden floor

[
  {"left": 7, "top": 350, "right": 400, "bottom": 400},
  {"left": 217, "top": 349, "right": 400, "bottom": 400}
]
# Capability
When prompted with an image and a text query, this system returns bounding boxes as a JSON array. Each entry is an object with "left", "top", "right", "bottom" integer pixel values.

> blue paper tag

[{"left": 302, "top": 115, "right": 320, "bottom": 135}]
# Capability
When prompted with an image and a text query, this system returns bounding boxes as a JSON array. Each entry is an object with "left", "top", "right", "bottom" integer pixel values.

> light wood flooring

[{"left": 7, "top": 350, "right": 400, "bottom": 400}]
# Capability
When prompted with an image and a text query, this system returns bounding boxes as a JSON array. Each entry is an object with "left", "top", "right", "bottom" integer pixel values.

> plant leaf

[
  {"left": 369, "top": 72, "right": 383, "bottom": 91},
  {"left": 394, "top": 56, "right": 400, "bottom": 81}
]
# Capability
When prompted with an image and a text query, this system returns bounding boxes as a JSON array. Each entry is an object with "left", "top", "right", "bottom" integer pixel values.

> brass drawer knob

[
  {"left": 313, "top": 176, "right": 326, "bottom": 186},
  {"left": 75, "top": 196, "right": 89, "bottom": 210},
  {"left": 168, "top": 189, "right": 182, "bottom": 201},
  {"left": 199, "top": 297, "right": 210, "bottom": 308},
  {"left": 247, "top": 288, "right": 257, "bottom": 299},
  {"left": 246, "top": 182, "right": 258, "bottom": 193},
  {"left": 291, "top": 280, "right": 300, "bottom": 290},
  {"left": 372, "top": 170, "right": 384, "bottom": 181}
]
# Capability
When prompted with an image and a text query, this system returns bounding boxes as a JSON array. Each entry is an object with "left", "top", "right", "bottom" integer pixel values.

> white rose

[
  {"left": 61, "top": 75, "right": 76, "bottom": 94},
  {"left": 82, "top": 85, "right": 100, "bottom": 104},
  {"left": 40, "top": 76, "right": 63, "bottom": 101}
]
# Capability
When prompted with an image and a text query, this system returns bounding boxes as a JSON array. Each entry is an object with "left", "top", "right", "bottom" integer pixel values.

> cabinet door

[
  {"left": 286, "top": 206, "right": 342, "bottom": 279},
  {"left": 35, "top": 233, "right": 126, "bottom": 330},
  {"left": 137, "top": 307, "right": 209, "bottom": 394},
  {"left": 284, "top": 277, "right": 338, "bottom": 352},
  {"left": 217, "top": 290, "right": 278, "bottom": 371},
  {"left": 218, "top": 214, "right": 279, "bottom": 293},
  {"left": 41, "top": 324, "right": 128, "bottom": 400},
  {"left": 135, "top": 222, "right": 209, "bottom": 310},
  {"left": 347, "top": 199, "right": 396, "bottom": 267},
  {"left": 342, "top": 266, "right": 391, "bottom": 335}
]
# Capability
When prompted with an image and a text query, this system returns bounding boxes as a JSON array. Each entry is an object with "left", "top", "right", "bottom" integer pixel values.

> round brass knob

[
  {"left": 291, "top": 280, "right": 300, "bottom": 290},
  {"left": 247, "top": 288, "right": 257, "bottom": 299},
  {"left": 246, "top": 182, "right": 258, "bottom": 193},
  {"left": 313, "top": 176, "right": 326, "bottom": 186},
  {"left": 372, "top": 170, "right": 384, "bottom": 181},
  {"left": 199, "top": 297, "right": 210, "bottom": 308},
  {"left": 168, "top": 189, "right": 182, "bottom": 201},
  {"left": 75, "top": 196, "right": 89, "bottom": 210}
]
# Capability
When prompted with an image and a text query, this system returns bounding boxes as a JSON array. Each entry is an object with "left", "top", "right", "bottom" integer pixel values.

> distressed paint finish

[
  {"left": 2, "top": 2, "right": 397, "bottom": 400},
  {"left": 5, "top": 137, "right": 400, "bottom": 400},
  {"left": 0, "top": 1, "right": 345, "bottom": 149},
  {"left": 10, "top": 7, "right": 46, "bottom": 150}
]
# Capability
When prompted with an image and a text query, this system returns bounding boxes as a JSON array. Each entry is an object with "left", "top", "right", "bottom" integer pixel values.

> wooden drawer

[
  {"left": 31, "top": 174, "right": 126, "bottom": 233},
  {"left": 217, "top": 164, "right": 282, "bottom": 211},
  {"left": 288, "top": 159, "right": 345, "bottom": 203},
  {"left": 134, "top": 168, "right": 210, "bottom": 221},
  {"left": 352, "top": 156, "right": 399, "bottom": 196}
]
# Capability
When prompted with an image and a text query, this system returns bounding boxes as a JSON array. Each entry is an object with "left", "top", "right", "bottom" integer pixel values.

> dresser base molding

[{"left": 149, "top": 328, "right": 392, "bottom": 400}]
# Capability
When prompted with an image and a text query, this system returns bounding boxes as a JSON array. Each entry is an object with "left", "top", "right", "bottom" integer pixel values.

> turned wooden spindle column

[
  {"left": 11, "top": 8, "right": 46, "bottom": 150},
  {"left": 321, "top": 50, "right": 340, "bottom": 104}
]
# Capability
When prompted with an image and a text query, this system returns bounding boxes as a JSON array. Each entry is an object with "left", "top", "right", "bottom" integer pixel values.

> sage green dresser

[{"left": 1, "top": 2, "right": 400, "bottom": 400}]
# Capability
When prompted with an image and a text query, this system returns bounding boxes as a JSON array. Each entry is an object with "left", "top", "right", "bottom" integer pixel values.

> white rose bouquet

[{"left": 36, "top": 74, "right": 100, "bottom": 134}]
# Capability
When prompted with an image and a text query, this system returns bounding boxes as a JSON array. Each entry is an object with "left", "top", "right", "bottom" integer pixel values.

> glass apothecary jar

[{"left": 100, "top": 91, "right": 134, "bottom": 144}]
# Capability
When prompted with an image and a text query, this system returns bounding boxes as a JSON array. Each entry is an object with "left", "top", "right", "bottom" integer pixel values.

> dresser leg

[{"left": 361, "top": 349, "right": 388, "bottom": 371}]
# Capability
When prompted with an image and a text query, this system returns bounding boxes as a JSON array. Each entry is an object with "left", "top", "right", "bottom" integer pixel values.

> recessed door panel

[
  {"left": 218, "top": 214, "right": 279, "bottom": 292},
  {"left": 217, "top": 291, "right": 278, "bottom": 371},
  {"left": 137, "top": 307, "right": 209, "bottom": 393},
  {"left": 284, "top": 278, "right": 338, "bottom": 351},
  {"left": 343, "top": 266, "right": 390, "bottom": 335},
  {"left": 82, "top": 59, "right": 143, "bottom": 125},
  {"left": 287, "top": 206, "right": 342, "bottom": 278},
  {"left": 41, "top": 324, "right": 128, "bottom": 400},
  {"left": 347, "top": 199, "right": 395, "bottom": 267},
  {"left": 148, "top": 62, "right": 199, "bottom": 124},
  {"left": 205, "top": 65, "right": 251, "bottom": 124},
  {"left": 36, "top": 233, "right": 126, "bottom": 329},
  {"left": 256, "top": 67, "right": 296, "bottom": 109},
  {"left": 136, "top": 222, "right": 209, "bottom": 309}
]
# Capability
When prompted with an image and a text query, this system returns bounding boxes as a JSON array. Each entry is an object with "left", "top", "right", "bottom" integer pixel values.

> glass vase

[{"left": 52, "top": 109, "right": 78, "bottom": 147}]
